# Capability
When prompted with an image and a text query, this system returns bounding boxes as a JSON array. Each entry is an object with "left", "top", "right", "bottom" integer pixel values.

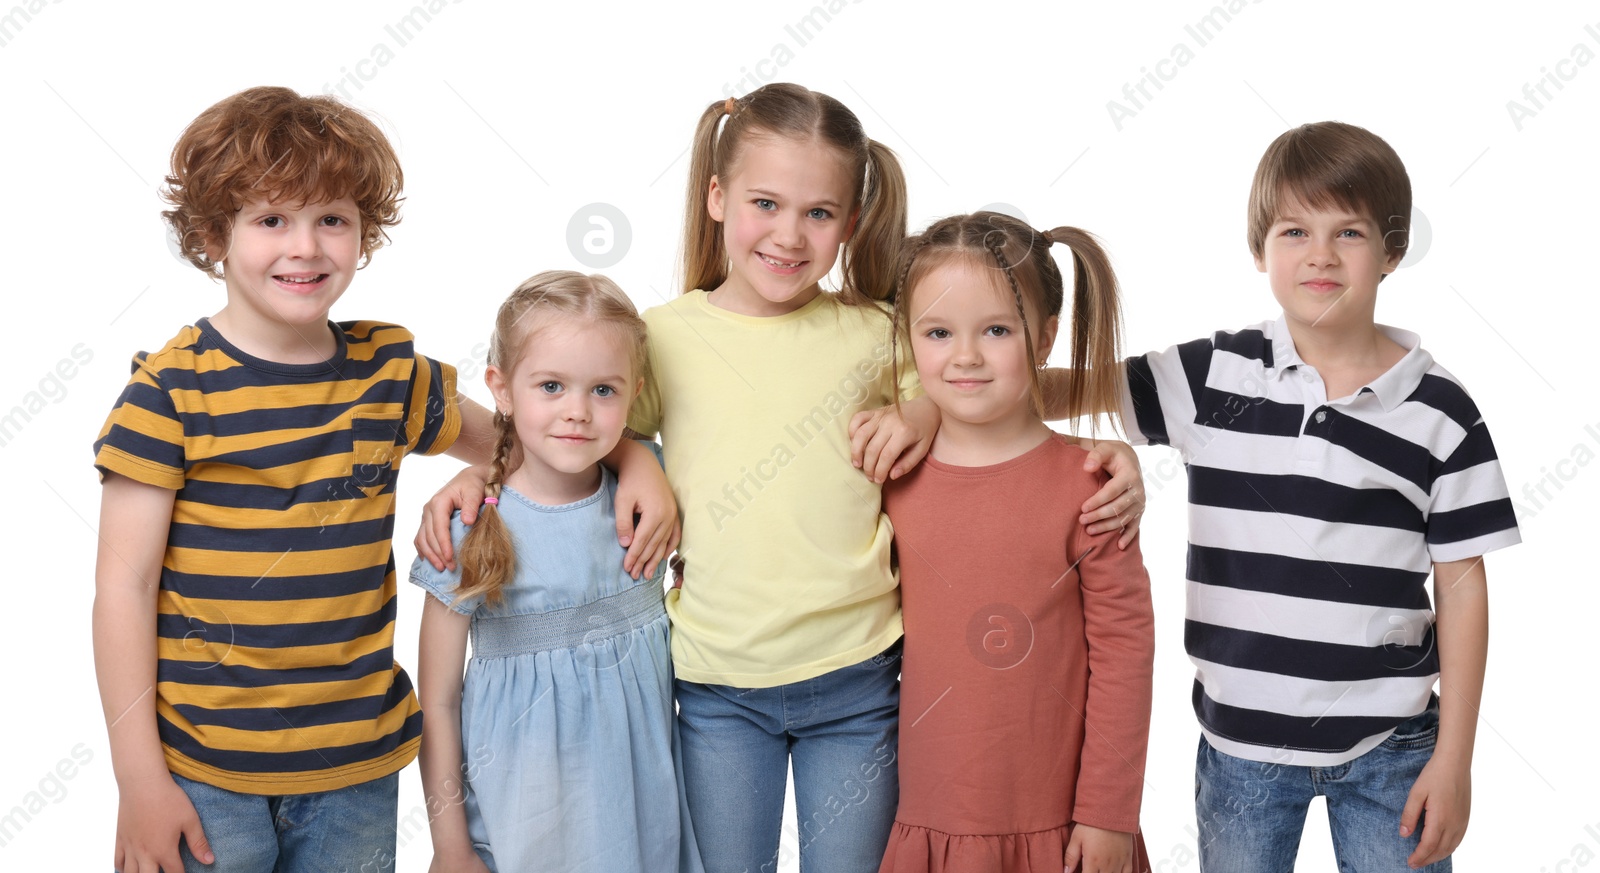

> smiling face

[
  {"left": 908, "top": 257, "right": 1058, "bottom": 434},
  {"left": 706, "top": 134, "right": 857, "bottom": 316},
  {"left": 487, "top": 317, "right": 637, "bottom": 503},
  {"left": 209, "top": 195, "right": 362, "bottom": 358},
  {"left": 1256, "top": 190, "right": 1401, "bottom": 336}
]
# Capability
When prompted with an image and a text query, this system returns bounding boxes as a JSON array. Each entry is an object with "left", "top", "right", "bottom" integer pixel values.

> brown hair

[
  {"left": 161, "top": 86, "right": 404, "bottom": 278},
  {"left": 453, "top": 270, "right": 649, "bottom": 607},
  {"left": 893, "top": 211, "right": 1125, "bottom": 427},
  {"left": 1247, "top": 121, "right": 1412, "bottom": 267},
  {"left": 681, "top": 83, "right": 907, "bottom": 307}
]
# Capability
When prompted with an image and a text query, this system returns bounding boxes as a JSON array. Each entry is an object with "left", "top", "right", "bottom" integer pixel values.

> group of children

[{"left": 92, "top": 81, "right": 1519, "bottom": 873}]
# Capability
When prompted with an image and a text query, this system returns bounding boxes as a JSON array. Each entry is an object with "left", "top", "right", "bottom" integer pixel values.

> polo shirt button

[
  {"left": 1315, "top": 410, "right": 1328, "bottom": 423},
  {"left": 1302, "top": 372, "right": 1314, "bottom": 383}
]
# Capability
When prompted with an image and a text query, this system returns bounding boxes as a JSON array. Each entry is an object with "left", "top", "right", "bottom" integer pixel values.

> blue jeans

[
  {"left": 676, "top": 641, "right": 901, "bottom": 873},
  {"left": 1194, "top": 695, "right": 1449, "bottom": 872},
  {"left": 172, "top": 772, "right": 399, "bottom": 873}
]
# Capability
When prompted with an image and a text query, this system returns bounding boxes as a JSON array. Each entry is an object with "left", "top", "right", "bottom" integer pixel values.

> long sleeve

[{"left": 1068, "top": 522, "right": 1155, "bottom": 833}]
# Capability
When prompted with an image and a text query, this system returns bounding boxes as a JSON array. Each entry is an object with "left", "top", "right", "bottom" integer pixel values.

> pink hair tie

[{"left": 482, "top": 497, "right": 499, "bottom": 506}]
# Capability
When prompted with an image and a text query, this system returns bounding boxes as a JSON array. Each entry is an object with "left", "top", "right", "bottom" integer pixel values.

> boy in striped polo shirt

[
  {"left": 1118, "top": 123, "right": 1519, "bottom": 870},
  {"left": 90, "top": 87, "right": 673, "bottom": 873}
]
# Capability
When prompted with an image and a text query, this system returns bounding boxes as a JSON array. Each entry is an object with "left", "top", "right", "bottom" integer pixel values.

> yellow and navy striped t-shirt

[{"left": 93, "top": 319, "right": 460, "bottom": 794}]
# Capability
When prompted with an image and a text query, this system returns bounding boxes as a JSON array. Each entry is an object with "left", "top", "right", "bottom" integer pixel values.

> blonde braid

[{"left": 454, "top": 410, "right": 518, "bottom": 606}]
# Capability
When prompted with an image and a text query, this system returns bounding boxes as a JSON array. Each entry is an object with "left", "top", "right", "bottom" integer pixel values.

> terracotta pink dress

[{"left": 879, "top": 434, "right": 1155, "bottom": 872}]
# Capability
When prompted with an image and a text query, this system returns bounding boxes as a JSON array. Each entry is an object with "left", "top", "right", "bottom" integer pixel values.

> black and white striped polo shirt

[{"left": 1122, "top": 315, "right": 1519, "bottom": 766}]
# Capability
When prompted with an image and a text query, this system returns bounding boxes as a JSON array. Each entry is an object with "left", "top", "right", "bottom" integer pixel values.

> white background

[{"left": 2, "top": 0, "right": 1595, "bottom": 869}]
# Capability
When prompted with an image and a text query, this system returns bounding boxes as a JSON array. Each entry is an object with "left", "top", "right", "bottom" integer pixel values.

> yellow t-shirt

[{"left": 630, "top": 291, "right": 917, "bottom": 686}]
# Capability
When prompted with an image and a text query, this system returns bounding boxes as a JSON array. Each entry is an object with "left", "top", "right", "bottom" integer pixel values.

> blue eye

[
  {"left": 1339, "top": 228, "right": 1363, "bottom": 239},
  {"left": 1284, "top": 228, "right": 1305, "bottom": 237},
  {"left": 808, "top": 207, "right": 832, "bottom": 220},
  {"left": 539, "top": 381, "right": 562, "bottom": 394},
  {"left": 754, "top": 199, "right": 776, "bottom": 211},
  {"left": 593, "top": 385, "right": 616, "bottom": 398}
]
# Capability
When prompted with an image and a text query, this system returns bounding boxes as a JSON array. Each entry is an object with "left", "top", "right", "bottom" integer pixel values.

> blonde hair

[
  {"left": 893, "top": 211, "right": 1125, "bottom": 427},
  {"left": 681, "top": 82, "right": 907, "bottom": 307},
  {"left": 453, "top": 270, "right": 648, "bottom": 606}
]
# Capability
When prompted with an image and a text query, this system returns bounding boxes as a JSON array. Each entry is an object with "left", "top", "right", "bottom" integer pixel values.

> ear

[
  {"left": 202, "top": 226, "right": 230, "bottom": 267},
  {"left": 1382, "top": 246, "right": 1403, "bottom": 274},
  {"left": 1253, "top": 250, "right": 1267, "bottom": 273},
  {"left": 844, "top": 208, "right": 861, "bottom": 241},
  {"left": 485, "top": 365, "right": 513, "bottom": 417},
  {"left": 707, "top": 174, "right": 726, "bottom": 222},
  {"left": 1034, "top": 314, "right": 1060, "bottom": 363}
]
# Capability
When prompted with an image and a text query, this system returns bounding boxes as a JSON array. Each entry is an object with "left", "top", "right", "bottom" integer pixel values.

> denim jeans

[
  {"left": 1194, "top": 695, "right": 1449, "bottom": 872},
  {"left": 676, "top": 641, "right": 901, "bottom": 873},
  {"left": 172, "top": 772, "right": 399, "bottom": 873}
]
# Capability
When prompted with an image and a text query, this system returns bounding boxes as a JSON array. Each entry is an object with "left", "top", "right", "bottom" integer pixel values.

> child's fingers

[
  {"left": 869, "top": 429, "right": 911, "bottom": 483},
  {"left": 1080, "top": 443, "right": 1111, "bottom": 473},
  {"left": 1063, "top": 837, "right": 1081, "bottom": 873},
  {"left": 1407, "top": 809, "right": 1448, "bottom": 868},
  {"left": 1116, "top": 514, "right": 1141, "bottom": 549},
  {"left": 1408, "top": 798, "right": 1462, "bottom": 868},
  {"left": 618, "top": 512, "right": 643, "bottom": 578},
  {"left": 890, "top": 435, "right": 931, "bottom": 480},
  {"left": 862, "top": 424, "right": 902, "bottom": 483},
  {"left": 181, "top": 815, "right": 214, "bottom": 866},
  {"left": 1397, "top": 783, "right": 1425, "bottom": 839},
  {"left": 638, "top": 516, "right": 674, "bottom": 580},
  {"left": 414, "top": 517, "right": 446, "bottom": 571},
  {"left": 848, "top": 409, "right": 881, "bottom": 467}
]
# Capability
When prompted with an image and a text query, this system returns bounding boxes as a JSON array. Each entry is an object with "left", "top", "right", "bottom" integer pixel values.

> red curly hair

[{"left": 161, "top": 86, "right": 404, "bottom": 278}]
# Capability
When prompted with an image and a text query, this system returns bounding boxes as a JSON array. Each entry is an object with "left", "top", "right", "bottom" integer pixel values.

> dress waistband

[{"left": 470, "top": 581, "right": 666, "bottom": 659}]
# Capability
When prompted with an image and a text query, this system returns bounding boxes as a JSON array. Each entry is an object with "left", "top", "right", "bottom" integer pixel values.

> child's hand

[
  {"left": 114, "top": 774, "right": 211, "bottom": 872},
  {"left": 1400, "top": 755, "right": 1471, "bottom": 868},
  {"left": 612, "top": 447, "right": 681, "bottom": 580},
  {"left": 1064, "top": 823, "right": 1134, "bottom": 873},
  {"left": 414, "top": 464, "right": 492, "bottom": 571},
  {"left": 1076, "top": 439, "right": 1144, "bottom": 549},
  {"left": 848, "top": 395, "right": 940, "bottom": 484},
  {"left": 429, "top": 847, "right": 493, "bottom": 873}
]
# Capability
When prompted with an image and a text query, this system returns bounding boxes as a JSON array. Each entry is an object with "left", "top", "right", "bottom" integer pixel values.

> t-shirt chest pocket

[{"left": 349, "top": 410, "right": 403, "bottom": 495}]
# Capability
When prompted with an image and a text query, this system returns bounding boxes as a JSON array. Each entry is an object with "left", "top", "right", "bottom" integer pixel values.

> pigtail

[
  {"left": 1044, "top": 226, "right": 1125, "bottom": 432},
  {"left": 453, "top": 411, "right": 518, "bottom": 606},
  {"left": 983, "top": 237, "right": 1046, "bottom": 414},
  {"left": 888, "top": 234, "right": 932, "bottom": 412},
  {"left": 680, "top": 101, "right": 732, "bottom": 295},
  {"left": 839, "top": 139, "right": 908, "bottom": 306}
]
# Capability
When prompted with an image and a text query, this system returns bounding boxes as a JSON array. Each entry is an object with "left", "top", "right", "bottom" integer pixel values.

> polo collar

[{"left": 1263, "top": 314, "right": 1432, "bottom": 413}]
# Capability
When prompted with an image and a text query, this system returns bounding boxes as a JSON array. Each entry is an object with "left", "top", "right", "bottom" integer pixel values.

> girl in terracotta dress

[{"left": 879, "top": 212, "right": 1155, "bottom": 873}]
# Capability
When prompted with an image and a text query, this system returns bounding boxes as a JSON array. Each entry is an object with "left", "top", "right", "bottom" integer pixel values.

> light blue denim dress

[{"left": 410, "top": 463, "right": 702, "bottom": 873}]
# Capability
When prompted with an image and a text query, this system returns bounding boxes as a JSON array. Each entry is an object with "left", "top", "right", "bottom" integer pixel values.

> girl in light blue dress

[{"left": 410, "top": 271, "right": 702, "bottom": 873}]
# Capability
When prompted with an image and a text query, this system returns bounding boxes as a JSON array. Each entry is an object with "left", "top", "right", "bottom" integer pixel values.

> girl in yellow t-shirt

[{"left": 419, "top": 84, "right": 1143, "bottom": 873}]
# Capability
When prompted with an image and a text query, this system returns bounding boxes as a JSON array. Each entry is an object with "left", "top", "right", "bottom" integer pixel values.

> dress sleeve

[
  {"left": 405, "top": 353, "right": 461, "bottom": 457},
  {"left": 407, "top": 512, "right": 481, "bottom": 615},
  {"left": 1068, "top": 478, "right": 1156, "bottom": 834},
  {"left": 93, "top": 355, "right": 186, "bottom": 489}
]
